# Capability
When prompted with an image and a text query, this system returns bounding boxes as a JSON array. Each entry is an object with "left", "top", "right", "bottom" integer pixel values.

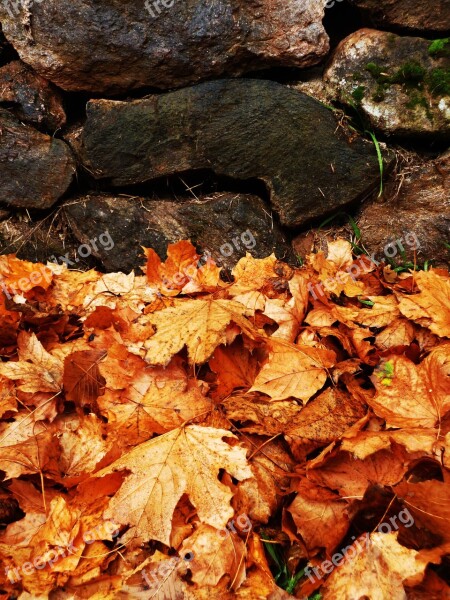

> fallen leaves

[
  {"left": 96, "top": 425, "right": 252, "bottom": 545},
  {"left": 250, "top": 340, "right": 335, "bottom": 402},
  {"left": 0, "top": 240, "right": 449, "bottom": 599}
]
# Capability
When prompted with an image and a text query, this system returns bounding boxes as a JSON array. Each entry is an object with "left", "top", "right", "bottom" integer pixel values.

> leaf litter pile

[{"left": 0, "top": 239, "right": 449, "bottom": 599}]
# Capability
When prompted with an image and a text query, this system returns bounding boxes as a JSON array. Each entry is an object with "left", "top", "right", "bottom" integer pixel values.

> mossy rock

[{"left": 325, "top": 29, "right": 450, "bottom": 140}]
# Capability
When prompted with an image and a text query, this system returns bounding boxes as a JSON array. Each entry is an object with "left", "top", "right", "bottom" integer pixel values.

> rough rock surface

[
  {"left": 77, "top": 79, "right": 384, "bottom": 229},
  {"left": 357, "top": 153, "right": 450, "bottom": 267},
  {"left": 348, "top": 0, "right": 450, "bottom": 34},
  {"left": 324, "top": 29, "right": 450, "bottom": 139},
  {"left": 0, "top": 61, "right": 66, "bottom": 131},
  {"left": 0, "top": 109, "right": 75, "bottom": 209},
  {"left": 64, "top": 193, "right": 295, "bottom": 272},
  {"left": 293, "top": 153, "right": 450, "bottom": 268},
  {"left": 0, "top": 1, "right": 329, "bottom": 94}
]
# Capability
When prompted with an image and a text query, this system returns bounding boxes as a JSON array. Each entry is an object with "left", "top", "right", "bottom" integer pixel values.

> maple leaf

[
  {"left": 180, "top": 524, "right": 246, "bottom": 589},
  {"left": 285, "top": 387, "right": 366, "bottom": 461},
  {"left": 94, "top": 425, "right": 253, "bottom": 545},
  {"left": 210, "top": 340, "right": 258, "bottom": 399},
  {"left": 287, "top": 479, "right": 349, "bottom": 554},
  {"left": 250, "top": 340, "right": 335, "bottom": 402},
  {"left": 63, "top": 349, "right": 107, "bottom": 408},
  {"left": 143, "top": 298, "right": 257, "bottom": 365},
  {"left": 369, "top": 345, "right": 450, "bottom": 428},
  {"left": 0, "top": 255, "right": 53, "bottom": 295},
  {"left": 0, "top": 418, "right": 59, "bottom": 480},
  {"left": 263, "top": 273, "right": 309, "bottom": 343},
  {"left": 307, "top": 445, "right": 411, "bottom": 498},
  {"left": 332, "top": 295, "right": 400, "bottom": 328},
  {"left": 56, "top": 414, "right": 110, "bottom": 479},
  {"left": 375, "top": 318, "right": 416, "bottom": 350},
  {"left": 322, "top": 532, "right": 428, "bottom": 600},
  {"left": 394, "top": 479, "right": 450, "bottom": 545},
  {"left": 398, "top": 270, "right": 450, "bottom": 337},
  {"left": 145, "top": 240, "right": 222, "bottom": 296},
  {"left": 0, "top": 332, "right": 63, "bottom": 393},
  {"left": 229, "top": 254, "right": 278, "bottom": 296},
  {"left": 100, "top": 357, "right": 212, "bottom": 447}
]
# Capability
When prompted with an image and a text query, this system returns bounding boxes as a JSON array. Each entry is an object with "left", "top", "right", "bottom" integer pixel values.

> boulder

[
  {"left": 324, "top": 29, "right": 450, "bottom": 139},
  {"left": 0, "top": 61, "right": 66, "bottom": 131},
  {"left": 0, "top": 109, "right": 75, "bottom": 209},
  {"left": 348, "top": 0, "right": 450, "bottom": 35},
  {"left": 77, "top": 79, "right": 385, "bottom": 229},
  {"left": 64, "top": 192, "right": 295, "bottom": 272},
  {"left": 0, "top": 0, "right": 329, "bottom": 94}
]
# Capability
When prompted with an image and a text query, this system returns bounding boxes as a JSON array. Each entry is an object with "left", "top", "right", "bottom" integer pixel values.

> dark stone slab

[{"left": 77, "top": 79, "right": 385, "bottom": 228}]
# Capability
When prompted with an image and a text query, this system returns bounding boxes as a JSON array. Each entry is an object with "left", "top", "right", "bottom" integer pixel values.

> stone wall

[{"left": 0, "top": 0, "right": 449, "bottom": 270}]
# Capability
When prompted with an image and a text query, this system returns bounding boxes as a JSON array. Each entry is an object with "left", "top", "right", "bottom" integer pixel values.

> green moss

[
  {"left": 405, "top": 92, "right": 433, "bottom": 121},
  {"left": 352, "top": 85, "right": 366, "bottom": 103},
  {"left": 365, "top": 61, "right": 426, "bottom": 86},
  {"left": 390, "top": 61, "right": 426, "bottom": 84},
  {"left": 365, "top": 62, "right": 384, "bottom": 78},
  {"left": 426, "top": 68, "right": 450, "bottom": 96},
  {"left": 428, "top": 38, "right": 450, "bottom": 56}
]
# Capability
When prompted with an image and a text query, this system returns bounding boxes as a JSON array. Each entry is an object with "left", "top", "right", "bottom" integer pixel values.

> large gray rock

[
  {"left": 77, "top": 79, "right": 385, "bottom": 228},
  {"left": 0, "top": 61, "right": 66, "bottom": 131},
  {"left": 348, "top": 0, "right": 450, "bottom": 34},
  {"left": 324, "top": 29, "right": 450, "bottom": 139},
  {"left": 0, "top": 0, "right": 329, "bottom": 94},
  {"left": 64, "top": 192, "right": 295, "bottom": 272},
  {"left": 0, "top": 109, "right": 75, "bottom": 209}
]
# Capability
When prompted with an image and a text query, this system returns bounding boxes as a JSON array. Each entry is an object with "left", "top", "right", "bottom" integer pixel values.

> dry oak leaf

[
  {"left": 250, "top": 340, "right": 335, "bottom": 402},
  {"left": 398, "top": 270, "right": 450, "bottom": 337},
  {"left": 322, "top": 532, "right": 428, "bottom": 600},
  {"left": 369, "top": 345, "right": 450, "bottom": 428},
  {"left": 287, "top": 479, "right": 349, "bottom": 555},
  {"left": 95, "top": 425, "right": 253, "bottom": 545},
  {"left": 180, "top": 524, "right": 246, "bottom": 590},
  {"left": 0, "top": 331, "right": 62, "bottom": 393},
  {"left": 143, "top": 298, "right": 257, "bottom": 365}
]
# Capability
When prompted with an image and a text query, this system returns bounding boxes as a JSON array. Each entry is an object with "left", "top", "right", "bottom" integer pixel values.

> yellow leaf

[
  {"left": 95, "top": 425, "right": 253, "bottom": 545},
  {"left": 143, "top": 298, "right": 257, "bottom": 365},
  {"left": 250, "top": 340, "right": 335, "bottom": 402}
]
